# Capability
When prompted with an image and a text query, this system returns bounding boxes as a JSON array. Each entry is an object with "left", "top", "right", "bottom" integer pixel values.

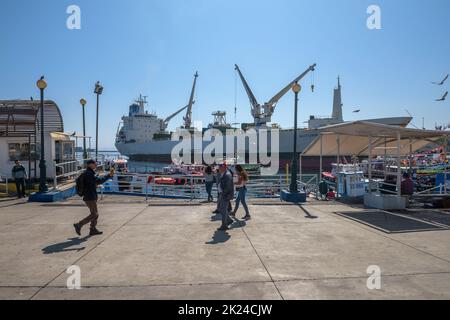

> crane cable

[{"left": 311, "top": 70, "right": 315, "bottom": 93}]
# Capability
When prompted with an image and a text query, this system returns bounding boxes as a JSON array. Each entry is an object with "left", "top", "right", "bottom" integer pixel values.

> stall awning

[{"left": 302, "top": 121, "right": 448, "bottom": 157}]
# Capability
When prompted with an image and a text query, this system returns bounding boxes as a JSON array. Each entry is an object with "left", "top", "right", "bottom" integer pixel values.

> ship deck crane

[
  {"left": 183, "top": 71, "right": 199, "bottom": 129},
  {"left": 162, "top": 104, "right": 190, "bottom": 127},
  {"left": 235, "top": 63, "right": 316, "bottom": 127}
]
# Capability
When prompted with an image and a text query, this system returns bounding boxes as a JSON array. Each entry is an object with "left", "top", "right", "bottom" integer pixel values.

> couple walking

[{"left": 215, "top": 163, "right": 251, "bottom": 231}]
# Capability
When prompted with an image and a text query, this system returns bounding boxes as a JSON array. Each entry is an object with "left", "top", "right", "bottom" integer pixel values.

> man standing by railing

[
  {"left": 74, "top": 160, "right": 114, "bottom": 237},
  {"left": 12, "top": 160, "right": 27, "bottom": 199}
]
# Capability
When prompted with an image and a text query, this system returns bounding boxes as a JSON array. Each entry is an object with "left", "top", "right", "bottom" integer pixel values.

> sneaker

[
  {"left": 243, "top": 215, "right": 252, "bottom": 221},
  {"left": 212, "top": 210, "right": 220, "bottom": 214},
  {"left": 89, "top": 228, "right": 103, "bottom": 236},
  {"left": 73, "top": 223, "right": 82, "bottom": 236},
  {"left": 217, "top": 225, "right": 229, "bottom": 231}
]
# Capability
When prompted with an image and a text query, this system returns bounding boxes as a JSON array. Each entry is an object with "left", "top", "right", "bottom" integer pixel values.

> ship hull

[
  {"left": 116, "top": 117, "right": 412, "bottom": 172},
  {"left": 116, "top": 129, "right": 326, "bottom": 171}
]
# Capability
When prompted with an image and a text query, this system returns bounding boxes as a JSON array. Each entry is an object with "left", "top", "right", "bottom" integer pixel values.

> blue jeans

[
  {"left": 218, "top": 193, "right": 233, "bottom": 228},
  {"left": 234, "top": 187, "right": 250, "bottom": 217},
  {"left": 205, "top": 181, "right": 213, "bottom": 201}
]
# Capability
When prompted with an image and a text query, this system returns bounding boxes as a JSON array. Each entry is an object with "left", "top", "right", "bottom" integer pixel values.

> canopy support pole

[
  {"left": 336, "top": 134, "right": 341, "bottom": 198},
  {"left": 299, "top": 153, "right": 302, "bottom": 177},
  {"left": 384, "top": 137, "right": 387, "bottom": 180},
  {"left": 319, "top": 134, "right": 323, "bottom": 180},
  {"left": 396, "top": 131, "right": 402, "bottom": 197},
  {"left": 368, "top": 136, "right": 372, "bottom": 194},
  {"left": 409, "top": 138, "right": 413, "bottom": 175},
  {"left": 445, "top": 135, "right": 448, "bottom": 194}
]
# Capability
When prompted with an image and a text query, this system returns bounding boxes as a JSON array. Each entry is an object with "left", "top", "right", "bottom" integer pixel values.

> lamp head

[
  {"left": 37, "top": 76, "right": 47, "bottom": 90},
  {"left": 292, "top": 83, "right": 301, "bottom": 94},
  {"left": 80, "top": 98, "right": 87, "bottom": 106},
  {"left": 94, "top": 81, "right": 104, "bottom": 95}
]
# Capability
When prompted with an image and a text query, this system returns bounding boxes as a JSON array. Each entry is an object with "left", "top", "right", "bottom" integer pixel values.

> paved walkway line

[{"left": 241, "top": 228, "right": 284, "bottom": 300}]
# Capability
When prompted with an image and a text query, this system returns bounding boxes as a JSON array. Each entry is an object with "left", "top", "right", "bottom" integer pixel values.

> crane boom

[
  {"left": 183, "top": 72, "right": 199, "bottom": 128},
  {"left": 235, "top": 63, "right": 317, "bottom": 127},
  {"left": 266, "top": 64, "right": 316, "bottom": 106},
  {"left": 163, "top": 103, "right": 191, "bottom": 124},
  {"left": 235, "top": 64, "right": 259, "bottom": 109}
]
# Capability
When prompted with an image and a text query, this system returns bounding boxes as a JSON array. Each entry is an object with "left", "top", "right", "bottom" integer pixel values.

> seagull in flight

[
  {"left": 432, "top": 74, "right": 448, "bottom": 85},
  {"left": 436, "top": 91, "right": 448, "bottom": 102}
]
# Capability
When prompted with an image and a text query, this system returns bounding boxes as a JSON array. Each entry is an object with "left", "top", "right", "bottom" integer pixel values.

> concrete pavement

[{"left": 1, "top": 195, "right": 450, "bottom": 300}]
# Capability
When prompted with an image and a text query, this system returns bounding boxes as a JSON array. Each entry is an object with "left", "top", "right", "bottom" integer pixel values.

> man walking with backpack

[{"left": 74, "top": 160, "right": 115, "bottom": 237}]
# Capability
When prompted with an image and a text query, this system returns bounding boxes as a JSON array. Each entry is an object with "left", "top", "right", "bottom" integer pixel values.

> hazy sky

[{"left": 1, "top": 0, "right": 449, "bottom": 149}]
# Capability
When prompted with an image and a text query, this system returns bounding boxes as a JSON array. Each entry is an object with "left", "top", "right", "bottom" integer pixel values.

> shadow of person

[
  {"left": 210, "top": 214, "right": 222, "bottom": 222},
  {"left": 298, "top": 205, "right": 318, "bottom": 219},
  {"left": 206, "top": 230, "right": 231, "bottom": 245},
  {"left": 229, "top": 219, "right": 247, "bottom": 230},
  {"left": 42, "top": 237, "right": 89, "bottom": 255}
]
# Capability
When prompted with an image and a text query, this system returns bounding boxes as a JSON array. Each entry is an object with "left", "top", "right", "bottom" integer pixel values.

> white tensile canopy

[
  {"left": 302, "top": 121, "right": 447, "bottom": 157},
  {"left": 301, "top": 121, "right": 449, "bottom": 199}
]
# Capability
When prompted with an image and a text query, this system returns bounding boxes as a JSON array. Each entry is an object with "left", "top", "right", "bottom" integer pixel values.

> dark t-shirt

[{"left": 401, "top": 178, "right": 414, "bottom": 195}]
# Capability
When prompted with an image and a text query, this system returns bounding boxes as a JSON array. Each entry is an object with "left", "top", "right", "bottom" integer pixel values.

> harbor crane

[
  {"left": 183, "top": 71, "right": 199, "bottom": 128},
  {"left": 160, "top": 72, "right": 198, "bottom": 131},
  {"left": 235, "top": 63, "right": 316, "bottom": 127},
  {"left": 162, "top": 104, "right": 190, "bottom": 129}
]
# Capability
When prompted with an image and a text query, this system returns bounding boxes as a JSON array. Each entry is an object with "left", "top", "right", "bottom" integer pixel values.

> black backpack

[{"left": 75, "top": 173, "right": 85, "bottom": 197}]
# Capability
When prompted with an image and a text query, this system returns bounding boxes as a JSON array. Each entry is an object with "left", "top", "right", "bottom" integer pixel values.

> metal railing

[
  {"left": 372, "top": 180, "right": 450, "bottom": 197},
  {"left": 372, "top": 181, "right": 398, "bottom": 195},
  {"left": 99, "top": 172, "right": 319, "bottom": 201},
  {"left": 53, "top": 159, "right": 105, "bottom": 190},
  {"left": 414, "top": 184, "right": 450, "bottom": 195}
]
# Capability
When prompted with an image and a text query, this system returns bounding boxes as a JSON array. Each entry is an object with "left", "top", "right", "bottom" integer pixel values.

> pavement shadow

[
  {"left": 210, "top": 214, "right": 221, "bottom": 222},
  {"left": 206, "top": 230, "right": 231, "bottom": 245},
  {"left": 42, "top": 237, "right": 89, "bottom": 255},
  {"left": 336, "top": 211, "right": 443, "bottom": 234},
  {"left": 229, "top": 219, "right": 247, "bottom": 229},
  {"left": 298, "top": 205, "right": 318, "bottom": 219}
]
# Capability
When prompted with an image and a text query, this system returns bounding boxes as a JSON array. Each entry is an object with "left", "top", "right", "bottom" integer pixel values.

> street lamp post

[
  {"left": 37, "top": 77, "right": 48, "bottom": 193},
  {"left": 94, "top": 81, "right": 104, "bottom": 161},
  {"left": 289, "top": 82, "right": 302, "bottom": 194},
  {"left": 80, "top": 98, "right": 88, "bottom": 160}
]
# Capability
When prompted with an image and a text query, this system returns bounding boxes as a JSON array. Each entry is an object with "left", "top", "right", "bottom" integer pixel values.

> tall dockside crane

[
  {"left": 183, "top": 71, "right": 199, "bottom": 129},
  {"left": 235, "top": 64, "right": 316, "bottom": 127},
  {"left": 161, "top": 105, "right": 189, "bottom": 131},
  {"left": 159, "top": 72, "right": 199, "bottom": 131}
]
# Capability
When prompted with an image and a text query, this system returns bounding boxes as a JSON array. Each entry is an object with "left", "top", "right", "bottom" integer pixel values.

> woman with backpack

[{"left": 231, "top": 165, "right": 251, "bottom": 220}]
